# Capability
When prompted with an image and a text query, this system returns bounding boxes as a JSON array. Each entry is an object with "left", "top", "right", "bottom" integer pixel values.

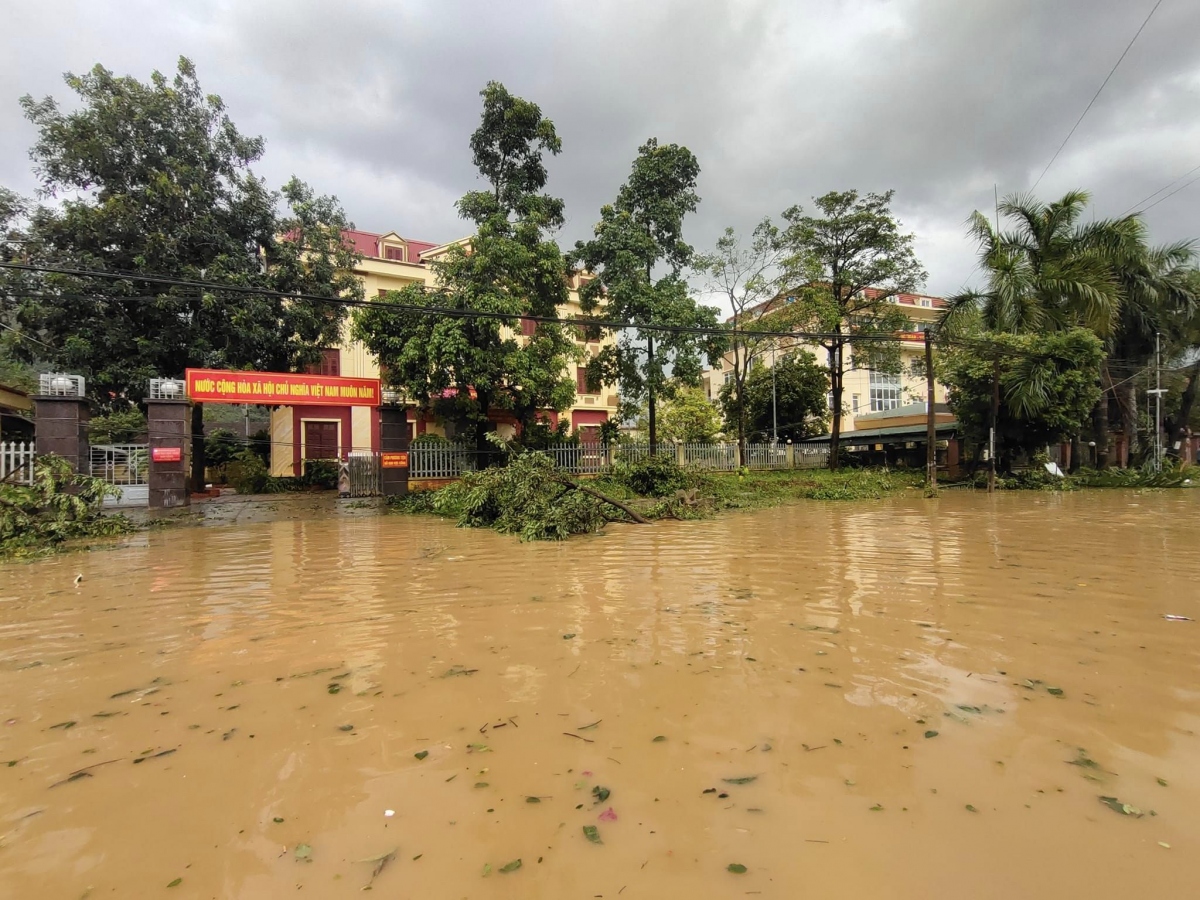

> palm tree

[{"left": 941, "top": 190, "right": 1127, "bottom": 337}]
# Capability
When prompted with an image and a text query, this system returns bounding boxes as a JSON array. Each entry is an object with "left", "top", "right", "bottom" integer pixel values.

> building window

[
  {"left": 521, "top": 317, "right": 537, "bottom": 337},
  {"left": 827, "top": 391, "right": 834, "bottom": 411},
  {"left": 869, "top": 370, "right": 901, "bottom": 412},
  {"left": 384, "top": 245, "right": 406, "bottom": 262},
  {"left": 576, "top": 366, "right": 592, "bottom": 394},
  {"left": 852, "top": 394, "right": 860, "bottom": 413},
  {"left": 724, "top": 371, "right": 734, "bottom": 385},
  {"left": 306, "top": 349, "right": 340, "bottom": 377}
]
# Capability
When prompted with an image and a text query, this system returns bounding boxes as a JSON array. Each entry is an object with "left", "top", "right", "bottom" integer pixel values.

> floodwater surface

[{"left": 2, "top": 492, "right": 1199, "bottom": 898}]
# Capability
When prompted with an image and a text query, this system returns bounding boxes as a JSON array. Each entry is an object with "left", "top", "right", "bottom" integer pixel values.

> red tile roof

[{"left": 342, "top": 230, "right": 443, "bottom": 263}]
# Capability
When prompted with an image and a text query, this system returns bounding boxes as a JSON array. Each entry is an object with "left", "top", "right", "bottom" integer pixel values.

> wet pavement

[{"left": 1, "top": 490, "right": 1198, "bottom": 898}]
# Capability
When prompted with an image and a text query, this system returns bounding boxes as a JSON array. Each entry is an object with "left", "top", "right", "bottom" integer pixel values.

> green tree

[
  {"left": 938, "top": 329, "right": 1104, "bottom": 469},
  {"left": 353, "top": 82, "right": 577, "bottom": 460},
  {"left": 781, "top": 190, "right": 925, "bottom": 468},
  {"left": 719, "top": 350, "right": 828, "bottom": 442},
  {"left": 641, "top": 385, "right": 721, "bottom": 443},
  {"left": 2, "top": 58, "right": 362, "bottom": 488},
  {"left": 574, "top": 139, "right": 723, "bottom": 449},
  {"left": 694, "top": 219, "right": 808, "bottom": 462}
]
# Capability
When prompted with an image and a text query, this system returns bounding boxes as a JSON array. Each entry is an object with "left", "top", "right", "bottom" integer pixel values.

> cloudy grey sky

[{"left": 2, "top": 0, "right": 1198, "bottom": 301}]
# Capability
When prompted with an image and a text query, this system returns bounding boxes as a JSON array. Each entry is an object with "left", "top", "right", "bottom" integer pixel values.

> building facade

[
  {"left": 700, "top": 289, "right": 950, "bottom": 436},
  {"left": 269, "top": 229, "right": 618, "bottom": 476}
]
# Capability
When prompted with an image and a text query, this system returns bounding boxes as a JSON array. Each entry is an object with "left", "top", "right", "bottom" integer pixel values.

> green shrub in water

[
  {"left": 0, "top": 455, "right": 134, "bottom": 554},
  {"left": 611, "top": 454, "right": 691, "bottom": 497}
]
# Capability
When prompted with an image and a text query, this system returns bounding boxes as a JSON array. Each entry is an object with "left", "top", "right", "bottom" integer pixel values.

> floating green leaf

[
  {"left": 1099, "top": 796, "right": 1143, "bottom": 817},
  {"left": 869, "top": 804, "right": 884, "bottom": 811},
  {"left": 1047, "top": 687, "right": 1064, "bottom": 696},
  {"left": 924, "top": 730, "right": 939, "bottom": 739},
  {"left": 327, "top": 684, "right": 341, "bottom": 695},
  {"left": 1156, "top": 777, "right": 1168, "bottom": 787},
  {"left": 525, "top": 796, "right": 541, "bottom": 803},
  {"left": 272, "top": 817, "right": 284, "bottom": 823},
  {"left": 294, "top": 843, "right": 313, "bottom": 861},
  {"left": 467, "top": 743, "right": 490, "bottom": 753},
  {"left": 727, "top": 863, "right": 747, "bottom": 874},
  {"left": 338, "top": 724, "right": 354, "bottom": 732},
  {"left": 482, "top": 863, "right": 492, "bottom": 877},
  {"left": 592, "top": 786, "right": 610, "bottom": 803},
  {"left": 563, "top": 634, "right": 576, "bottom": 640},
  {"left": 583, "top": 825, "right": 602, "bottom": 844},
  {"left": 166, "top": 877, "right": 182, "bottom": 887},
  {"left": 577, "top": 720, "right": 602, "bottom": 731},
  {"left": 722, "top": 776, "right": 757, "bottom": 785},
  {"left": 652, "top": 735, "right": 667, "bottom": 742},
  {"left": 965, "top": 804, "right": 978, "bottom": 813},
  {"left": 414, "top": 750, "right": 428, "bottom": 760},
  {"left": 474, "top": 782, "right": 489, "bottom": 788},
  {"left": 49, "top": 721, "right": 76, "bottom": 730},
  {"left": 499, "top": 859, "right": 522, "bottom": 873}
]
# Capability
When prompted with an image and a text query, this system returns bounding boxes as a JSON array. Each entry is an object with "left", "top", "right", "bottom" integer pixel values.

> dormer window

[{"left": 384, "top": 245, "right": 406, "bottom": 262}]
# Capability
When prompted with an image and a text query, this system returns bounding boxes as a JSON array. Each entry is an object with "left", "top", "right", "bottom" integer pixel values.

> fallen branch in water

[{"left": 552, "top": 477, "right": 651, "bottom": 525}]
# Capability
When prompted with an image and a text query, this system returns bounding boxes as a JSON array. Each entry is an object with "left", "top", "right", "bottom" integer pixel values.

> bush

[
  {"left": 205, "top": 428, "right": 243, "bottom": 469},
  {"left": 1, "top": 455, "right": 135, "bottom": 554},
  {"left": 611, "top": 453, "right": 691, "bottom": 497},
  {"left": 299, "top": 459, "right": 339, "bottom": 490},
  {"left": 434, "top": 451, "right": 616, "bottom": 540},
  {"left": 247, "top": 428, "right": 271, "bottom": 466},
  {"left": 225, "top": 448, "right": 271, "bottom": 495},
  {"left": 412, "top": 433, "right": 450, "bottom": 446},
  {"left": 89, "top": 407, "right": 146, "bottom": 444}
]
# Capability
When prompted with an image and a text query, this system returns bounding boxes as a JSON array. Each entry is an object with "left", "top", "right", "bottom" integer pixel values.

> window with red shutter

[
  {"left": 576, "top": 366, "right": 590, "bottom": 394},
  {"left": 521, "top": 317, "right": 537, "bottom": 337},
  {"left": 305, "top": 349, "right": 340, "bottom": 377},
  {"left": 384, "top": 245, "right": 406, "bottom": 262}
]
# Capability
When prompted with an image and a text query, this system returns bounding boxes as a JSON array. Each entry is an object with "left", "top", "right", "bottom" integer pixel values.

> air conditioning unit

[{"left": 149, "top": 378, "right": 187, "bottom": 400}]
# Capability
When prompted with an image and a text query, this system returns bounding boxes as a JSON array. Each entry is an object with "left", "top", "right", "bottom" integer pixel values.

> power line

[
  {"left": 1120, "top": 160, "right": 1200, "bottom": 215},
  {"left": 0, "top": 261, "right": 904, "bottom": 345},
  {"left": 1031, "top": 0, "right": 1164, "bottom": 192},
  {"left": 1134, "top": 171, "right": 1200, "bottom": 214}
]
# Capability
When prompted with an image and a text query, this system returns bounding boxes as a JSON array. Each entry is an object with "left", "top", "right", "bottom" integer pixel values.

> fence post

[
  {"left": 786, "top": 439, "right": 794, "bottom": 468},
  {"left": 34, "top": 374, "right": 90, "bottom": 475},
  {"left": 675, "top": 441, "right": 686, "bottom": 467},
  {"left": 146, "top": 398, "right": 191, "bottom": 508}
]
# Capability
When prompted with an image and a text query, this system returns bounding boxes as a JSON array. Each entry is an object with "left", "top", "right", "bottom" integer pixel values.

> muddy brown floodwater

[{"left": 2, "top": 492, "right": 1200, "bottom": 898}]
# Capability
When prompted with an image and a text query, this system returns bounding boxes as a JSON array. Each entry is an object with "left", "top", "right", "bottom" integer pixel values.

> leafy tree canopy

[
  {"left": 719, "top": 350, "right": 828, "bottom": 442},
  {"left": 938, "top": 328, "right": 1103, "bottom": 467},
  {"left": 574, "top": 139, "right": 724, "bottom": 444},
  {"left": 638, "top": 384, "right": 722, "bottom": 443},
  {"left": 353, "top": 82, "right": 577, "bottom": 456}
]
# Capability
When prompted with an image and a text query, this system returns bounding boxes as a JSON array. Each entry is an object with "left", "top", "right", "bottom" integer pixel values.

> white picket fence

[{"left": 1, "top": 441, "right": 35, "bottom": 486}]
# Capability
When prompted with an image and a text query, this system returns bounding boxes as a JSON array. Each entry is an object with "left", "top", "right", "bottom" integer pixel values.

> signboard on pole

[
  {"left": 381, "top": 452, "right": 409, "bottom": 469},
  {"left": 185, "top": 369, "right": 381, "bottom": 407},
  {"left": 151, "top": 446, "right": 182, "bottom": 463}
]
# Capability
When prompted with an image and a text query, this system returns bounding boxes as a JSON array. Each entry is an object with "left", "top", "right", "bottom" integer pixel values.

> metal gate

[
  {"left": 90, "top": 444, "right": 150, "bottom": 506},
  {"left": 346, "top": 451, "right": 381, "bottom": 497}
]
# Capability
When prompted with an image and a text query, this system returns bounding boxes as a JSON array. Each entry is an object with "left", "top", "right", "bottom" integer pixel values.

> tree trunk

[
  {"left": 1114, "top": 379, "right": 1139, "bottom": 465},
  {"left": 827, "top": 343, "right": 842, "bottom": 471},
  {"left": 735, "top": 343, "right": 747, "bottom": 468},
  {"left": 190, "top": 402, "right": 205, "bottom": 493},
  {"left": 555, "top": 477, "right": 651, "bottom": 524},
  {"left": 1092, "top": 401, "right": 1110, "bottom": 469},
  {"left": 1167, "top": 358, "right": 1200, "bottom": 461},
  {"left": 475, "top": 390, "right": 492, "bottom": 469},
  {"left": 1068, "top": 434, "right": 1081, "bottom": 474},
  {"left": 646, "top": 334, "right": 657, "bottom": 452}
]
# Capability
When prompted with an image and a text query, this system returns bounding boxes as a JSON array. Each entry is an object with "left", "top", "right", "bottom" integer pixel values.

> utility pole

[
  {"left": 1149, "top": 331, "right": 1166, "bottom": 473},
  {"left": 989, "top": 358, "right": 1000, "bottom": 493},
  {"left": 771, "top": 341, "right": 778, "bottom": 444},
  {"left": 924, "top": 328, "right": 937, "bottom": 491}
]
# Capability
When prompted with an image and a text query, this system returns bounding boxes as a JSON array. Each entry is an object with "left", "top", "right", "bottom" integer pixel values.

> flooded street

[{"left": 2, "top": 492, "right": 1199, "bottom": 899}]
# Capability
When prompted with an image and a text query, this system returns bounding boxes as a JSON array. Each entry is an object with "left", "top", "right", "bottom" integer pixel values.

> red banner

[
  {"left": 185, "top": 369, "right": 381, "bottom": 407},
  {"left": 151, "top": 447, "right": 182, "bottom": 462},
  {"left": 381, "top": 452, "right": 409, "bottom": 469}
]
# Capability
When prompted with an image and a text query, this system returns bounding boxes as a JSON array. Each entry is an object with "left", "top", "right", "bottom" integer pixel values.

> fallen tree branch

[{"left": 552, "top": 477, "right": 651, "bottom": 524}]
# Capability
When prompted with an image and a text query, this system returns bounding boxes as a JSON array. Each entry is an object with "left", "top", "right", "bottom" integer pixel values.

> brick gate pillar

[
  {"left": 379, "top": 405, "right": 410, "bottom": 497},
  {"left": 33, "top": 374, "right": 90, "bottom": 474},
  {"left": 146, "top": 399, "right": 191, "bottom": 508}
]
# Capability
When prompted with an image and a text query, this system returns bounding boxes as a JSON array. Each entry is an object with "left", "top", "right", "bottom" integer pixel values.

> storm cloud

[{"left": 3, "top": 0, "right": 1198, "bottom": 299}]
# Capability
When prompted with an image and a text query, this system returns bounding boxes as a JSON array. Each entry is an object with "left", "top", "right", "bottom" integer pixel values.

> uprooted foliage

[
  {"left": 1, "top": 455, "right": 135, "bottom": 555},
  {"left": 396, "top": 452, "right": 922, "bottom": 540},
  {"left": 431, "top": 452, "right": 640, "bottom": 541}
]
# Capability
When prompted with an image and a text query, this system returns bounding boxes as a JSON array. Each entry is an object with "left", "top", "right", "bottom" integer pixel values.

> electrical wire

[
  {"left": 1134, "top": 171, "right": 1200, "bottom": 214},
  {"left": 1120, "top": 160, "right": 1200, "bottom": 216},
  {"left": 1031, "top": 0, "right": 1164, "bottom": 191}
]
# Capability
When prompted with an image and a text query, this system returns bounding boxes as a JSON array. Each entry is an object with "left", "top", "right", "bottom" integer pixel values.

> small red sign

[
  {"left": 381, "top": 452, "right": 409, "bottom": 469},
  {"left": 152, "top": 446, "right": 182, "bottom": 463}
]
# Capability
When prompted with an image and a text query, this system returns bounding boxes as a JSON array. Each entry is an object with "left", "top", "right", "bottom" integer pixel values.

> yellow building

[
  {"left": 269, "top": 229, "right": 619, "bottom": 476},
  {"left": 700, "top": 289, "right": 949, "bottom": 436}
]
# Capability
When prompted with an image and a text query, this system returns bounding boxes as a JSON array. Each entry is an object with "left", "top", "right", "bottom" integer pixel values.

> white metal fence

[
  {"left": 347, "top": 451, "right": 381, "bottom": 498},
  {"left": 410, "top": 444, "right": 479, "bottom": 479},
  {"left": 90, "top": 443, "right": 150, "bottom": 507},
  {"left": 1, "top": 441, "right": 35, "bottom": 486}
]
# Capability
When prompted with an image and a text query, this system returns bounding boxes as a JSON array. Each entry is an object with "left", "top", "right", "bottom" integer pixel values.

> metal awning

[{"left": 811, "top": 421, "right": 959, "bottom": 443}]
